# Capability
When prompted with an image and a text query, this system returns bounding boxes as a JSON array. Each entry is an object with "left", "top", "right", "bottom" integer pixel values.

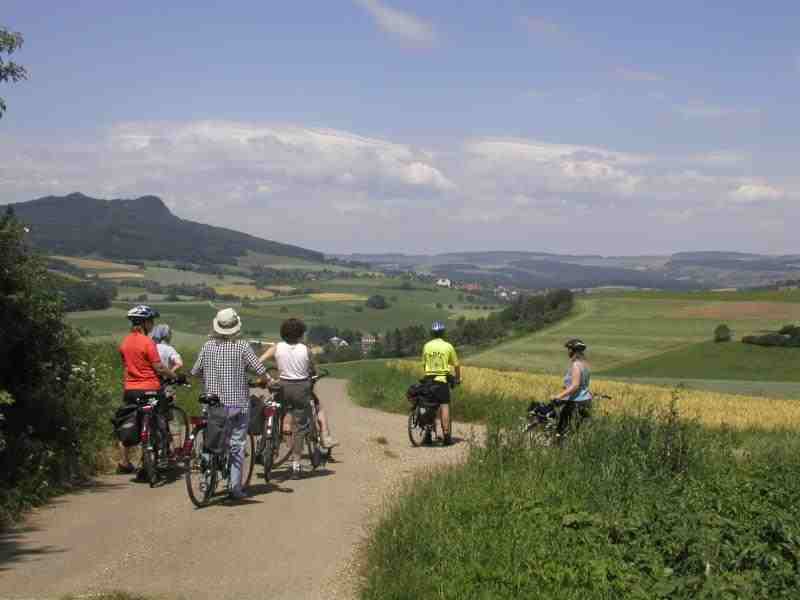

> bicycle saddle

[{"left": 199, "top": 393, "right": 221, "bottom": 405}]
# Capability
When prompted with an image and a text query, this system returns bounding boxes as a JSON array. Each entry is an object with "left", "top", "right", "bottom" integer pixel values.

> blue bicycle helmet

[{"left": 431, "top": 320, "right": 446, "bottom": 333}]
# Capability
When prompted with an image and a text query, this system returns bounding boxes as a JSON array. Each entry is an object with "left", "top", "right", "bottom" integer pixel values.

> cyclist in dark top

[{"left": 117, "top": 305, "right": 174, "bottom": 474}]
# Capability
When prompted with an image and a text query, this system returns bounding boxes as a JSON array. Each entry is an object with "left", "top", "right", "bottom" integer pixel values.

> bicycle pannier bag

[
  {"left": 248, "top": 395, "right": 263, "bottom": 435},
  {"left": 204, "top": 405, "right": 227, "bottom": 454},
  {"left": 416, "top": 400, "right": 439, "bottom": 426},
  {"left": 111, "top": 405, "right": 140, "bottom": 447}
]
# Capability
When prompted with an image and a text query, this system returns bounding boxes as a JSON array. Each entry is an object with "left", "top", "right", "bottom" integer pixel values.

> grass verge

[{"left": 361, "top": 399, "right": 800, "bottom": 599}]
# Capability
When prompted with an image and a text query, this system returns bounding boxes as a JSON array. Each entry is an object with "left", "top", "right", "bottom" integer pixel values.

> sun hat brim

[{"left": 213, "top": 316, "right": 241, "bottom": 337}]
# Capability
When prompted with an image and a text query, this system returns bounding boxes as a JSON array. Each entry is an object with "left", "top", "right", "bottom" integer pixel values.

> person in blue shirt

[{"left": 552, "top": 338, "right": 592, "bottom": 437}]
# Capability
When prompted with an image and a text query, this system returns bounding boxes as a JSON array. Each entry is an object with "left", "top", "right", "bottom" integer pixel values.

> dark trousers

[{"left": 556, "top": 400, "right": 592, "bottom": 435}]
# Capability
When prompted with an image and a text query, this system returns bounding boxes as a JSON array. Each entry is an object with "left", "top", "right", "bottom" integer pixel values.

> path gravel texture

[{"left": 0, "top": 379, "right": 478, "bottom": 600}]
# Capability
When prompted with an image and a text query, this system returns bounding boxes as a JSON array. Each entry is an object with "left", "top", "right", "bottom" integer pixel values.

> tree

[
  {"left": 714, "top": 324, "right": 732, "bottom": 343},
  {"left": 0, "top": 27, "right": 28, "bottom": 118}
]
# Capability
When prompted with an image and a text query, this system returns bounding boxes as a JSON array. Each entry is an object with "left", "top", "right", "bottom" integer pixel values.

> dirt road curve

[{"left": 0, "top": 380, "right": 476, "bottom": 600}]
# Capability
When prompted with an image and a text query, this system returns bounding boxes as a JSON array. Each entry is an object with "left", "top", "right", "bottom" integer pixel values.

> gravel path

[{"left": 0, "top": 379, "right": 478, "bottom": 600}]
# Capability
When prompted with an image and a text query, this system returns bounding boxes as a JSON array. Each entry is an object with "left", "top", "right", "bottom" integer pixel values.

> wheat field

[{"left": 389, "top": 361, "right": 800, "bottom": 431}]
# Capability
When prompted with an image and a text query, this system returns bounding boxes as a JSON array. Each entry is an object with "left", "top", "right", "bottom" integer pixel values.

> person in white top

[
  {"left": 260, "top": 318, "right": 338, "bottom": 477},
  {"left": 151, "top": 324, "right": 183, "bottom": 376}
]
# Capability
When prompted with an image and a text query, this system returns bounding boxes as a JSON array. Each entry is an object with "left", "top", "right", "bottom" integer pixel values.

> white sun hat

[{"left": 213, "top": 307, "right": 242, "bottom": 337}]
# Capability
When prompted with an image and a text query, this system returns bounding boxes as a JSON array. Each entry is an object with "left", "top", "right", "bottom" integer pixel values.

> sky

[{"left": 1, "top": 1, "right": 798, "bottom": 256}]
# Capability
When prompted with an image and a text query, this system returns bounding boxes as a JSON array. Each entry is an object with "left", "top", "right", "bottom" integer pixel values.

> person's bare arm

[
  {"left": 259, "top": 343, "right": 277, "bottom": 363},
  {"left": 454, "top": 364, "right": 462, "bottom": 384},
  {"left": 152, "top": 360, "right": 174, "bottom": 380}
]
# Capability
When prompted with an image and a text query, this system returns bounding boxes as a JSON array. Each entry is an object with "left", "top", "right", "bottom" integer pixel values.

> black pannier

[
  {"left": 407, "top": 379, "right": 440, "bottom": 426},
  {"left": 248, "top": 395, "right": 264, "bottom": 435},
  {"left": 111, "top": 405, "right": 140, "bottom": 447},
  {"left": 204, "top": 404, "right": 227, "bottom": 454}
]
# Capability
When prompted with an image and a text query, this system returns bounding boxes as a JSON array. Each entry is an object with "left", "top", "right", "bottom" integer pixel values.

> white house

[{"left": 436, "top": 278, "right": 452, "bottom": 288}]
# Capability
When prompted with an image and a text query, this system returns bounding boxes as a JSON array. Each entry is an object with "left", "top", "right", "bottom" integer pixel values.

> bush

[
  {"left": 714, "top": 323, "right": 732, "bottom": 342},
  {"left": 0, "top": 210, "right": 116, "bottom": 526},
  {"left": 366, "top": 294, "right": 389, "bottom": 310}
]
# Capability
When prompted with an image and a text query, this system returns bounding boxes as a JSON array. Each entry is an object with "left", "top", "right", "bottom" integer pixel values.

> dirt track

[{"left": 0, "top": 379, "right": 476, "bottom": 600}]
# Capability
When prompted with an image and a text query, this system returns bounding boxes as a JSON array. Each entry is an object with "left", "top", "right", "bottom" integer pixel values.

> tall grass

[
  {"left": 354, "top": 360, "right": 800, "bottom": 431},
  {"left": 361, "top": 397, "right": 800, "bottom": 599}
]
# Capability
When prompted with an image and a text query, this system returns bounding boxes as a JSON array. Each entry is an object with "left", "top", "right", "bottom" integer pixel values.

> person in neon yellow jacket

[{"left": 421, "top": 320, "right": 462, "bottom": 446}]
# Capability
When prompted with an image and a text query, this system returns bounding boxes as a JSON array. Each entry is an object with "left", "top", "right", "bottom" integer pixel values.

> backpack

[{"left": 111, "top": 405, "right": 140, "bottom": 447}]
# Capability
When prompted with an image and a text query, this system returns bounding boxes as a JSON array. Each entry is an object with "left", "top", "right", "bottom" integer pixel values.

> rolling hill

[{"left": 3, "top": 193, "right": 324, "bottom": 265}]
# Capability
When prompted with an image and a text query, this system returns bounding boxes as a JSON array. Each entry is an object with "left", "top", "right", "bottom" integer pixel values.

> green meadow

[{"left": 467, "top": 294, "right": 800, "bottom": 376}]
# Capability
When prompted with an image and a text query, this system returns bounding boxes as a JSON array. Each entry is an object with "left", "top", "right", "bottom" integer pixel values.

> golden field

[
  {"left": 388, "top": 361, "right": 800, "bottom": 431},
  {"left": 51, "top": 255, "right": 139, "bottom": 271},
  {"left": 214, "top": 284, "right": 275, "bottom": 299},
  {"left": 308, "top": 292, "right": 367, "bottom": 302}
]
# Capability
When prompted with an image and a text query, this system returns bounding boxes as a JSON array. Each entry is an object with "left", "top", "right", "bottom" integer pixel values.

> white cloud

[
  {"left": 730, "top": 183, "right": 785, "bottom": 203},
  {"left": 2, "top": 122, "right": 795, "bottom": 253},
  {"left": 354, "top": 0, "right": 437, "bottom": 46},
  {"left": 615, "top": 67, "right": 664, "bottom": 82}
]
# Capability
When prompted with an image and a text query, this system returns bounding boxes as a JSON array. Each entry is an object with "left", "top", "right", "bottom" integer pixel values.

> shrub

[
  {"left": 0, "top": 210, "right": 116, "bottom": 526},
  {"left": 366, "top": 294, "right": 389, "bottom": 310},
  {"left": 714, "top": 323, "right": 732, "bottom": 342}
]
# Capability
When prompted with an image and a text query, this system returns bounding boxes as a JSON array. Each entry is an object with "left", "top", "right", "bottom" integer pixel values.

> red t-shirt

[{"left": 119, "top": 331, "right": 161, "bottom": 391}]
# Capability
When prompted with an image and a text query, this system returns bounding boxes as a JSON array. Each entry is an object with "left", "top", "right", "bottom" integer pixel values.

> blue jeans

[{"left": 224, "top": 407, "right": 248, "bottom": 495}]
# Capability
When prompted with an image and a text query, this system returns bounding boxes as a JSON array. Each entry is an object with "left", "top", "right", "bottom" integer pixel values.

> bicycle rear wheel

[
  {"left": 240, "top": 434, "right": 256, "bottom": 489},
  {"left": 185, "top": 426, "right": 216, "bottom": 507},
  {"left": 273, "top": 413, "right": 293, "bottom": 468},
  {"left": 408, "top": 411, "right": 426, "bottom": 447}
]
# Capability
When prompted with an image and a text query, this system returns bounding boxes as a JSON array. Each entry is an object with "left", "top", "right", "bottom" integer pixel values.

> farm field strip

[
  {"left": 468, "top": 296, "right": 800, "bottom": 375},
  {"left": 391, "top": 361, "right": 800, "bottom": 431},
  {"left": 50, "top": 255, "right": 139, "bottom": 271}
]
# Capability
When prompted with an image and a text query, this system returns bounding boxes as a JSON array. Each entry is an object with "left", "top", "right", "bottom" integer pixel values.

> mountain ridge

[{"left": 3, "top": 193, "right": 324, "bottom": 265}]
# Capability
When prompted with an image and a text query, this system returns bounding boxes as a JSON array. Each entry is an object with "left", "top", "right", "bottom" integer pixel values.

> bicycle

[
  {"left": 137, "top": 384, "right": 190, "bottom": 487},
  {"left": 255, "top": 381, "right": 292, "bottom": 482},
  {"left": 406, "top": 377, "right": 457, "bottom": 447},
  {"left": 257, "top": 368, "right": 333, "bottom": 479},
  {"left": 522, "top": 395, "right": 610, "bottom": 447},
  {"left": 184, "top": 393, "right": 256, "bottom": 507}
]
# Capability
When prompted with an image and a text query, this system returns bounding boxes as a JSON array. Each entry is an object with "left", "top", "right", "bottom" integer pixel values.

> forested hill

[{"left": 3, "top": 193, "right": 323, "bottom": 265}]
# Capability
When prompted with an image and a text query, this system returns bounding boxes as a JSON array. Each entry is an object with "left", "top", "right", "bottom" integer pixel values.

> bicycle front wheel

[{"left": 185, "top": 426, "right": 216, "bottom": 507}]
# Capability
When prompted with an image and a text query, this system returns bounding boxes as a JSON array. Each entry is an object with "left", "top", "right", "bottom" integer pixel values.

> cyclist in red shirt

[{"left": 117, "top": 305, "right": 174, "bottom": 474}]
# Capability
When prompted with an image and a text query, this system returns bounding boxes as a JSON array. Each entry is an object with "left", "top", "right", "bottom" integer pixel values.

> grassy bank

[
  {"left": 336, "top": 361, "right": 800, "bottom": 431},
  {"left": 361, "top": 401, "right": 800, "bottom": 599},
  {"left": 600, "top": 340, "right": 800, "bottom": 382}
]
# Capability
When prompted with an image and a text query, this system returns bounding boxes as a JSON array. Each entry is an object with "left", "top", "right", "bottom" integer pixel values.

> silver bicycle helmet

[
  {"left": 431, "top": 320, "right": 446, "bottom": 334},
  {"left": 127, "top": 305, "right": 159, "bottom": 323}
]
